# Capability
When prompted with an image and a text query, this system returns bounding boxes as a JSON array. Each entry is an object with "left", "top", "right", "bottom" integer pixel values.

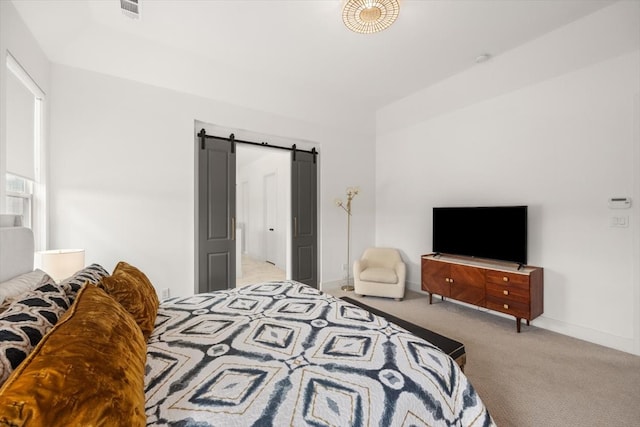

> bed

[{"left": 0, "top": 219, "right": 495, "bottom": 426}]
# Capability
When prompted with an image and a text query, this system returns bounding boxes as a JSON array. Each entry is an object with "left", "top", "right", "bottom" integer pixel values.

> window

[
  {"left": 5, "top": 173, "right": 33, "bottom": 228},
  {"left": 4, "top": 52, "right": 46, "bottom": 249}
]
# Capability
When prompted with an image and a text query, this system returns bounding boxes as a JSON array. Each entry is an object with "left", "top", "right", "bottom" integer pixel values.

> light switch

[{"left": 610, "top": 215, "right": 629, "bottom": 228}]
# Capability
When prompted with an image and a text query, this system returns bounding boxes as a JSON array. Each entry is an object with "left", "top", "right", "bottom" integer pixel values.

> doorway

[
  {"left": 195, "top": 124, "right": 318, "bottom": 292},
  {"left": 235, "top": 146, "right": 288, "bottom": 286}
]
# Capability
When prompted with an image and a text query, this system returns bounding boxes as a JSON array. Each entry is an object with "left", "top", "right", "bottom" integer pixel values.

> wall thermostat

[{"left": 608, "top": 197, "right": 631, "bottom": 209}]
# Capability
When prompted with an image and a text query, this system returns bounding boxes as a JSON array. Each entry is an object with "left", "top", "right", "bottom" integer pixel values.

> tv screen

[{"left": 432, "top": 206, "right": 527, "bottom": 265}]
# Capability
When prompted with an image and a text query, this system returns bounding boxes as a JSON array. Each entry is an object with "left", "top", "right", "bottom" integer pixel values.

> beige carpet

[
  {"left": 327, "top": 288, "right": 640, "bottom": 427},
  {"left": 236, "top": 255, "right": 285, "bottom": 287}
]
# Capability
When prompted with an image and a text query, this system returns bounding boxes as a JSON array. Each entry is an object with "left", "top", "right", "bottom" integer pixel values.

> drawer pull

[
  {"left": 503, "top": 277, "right": 509, "bottom": 282},
  {"left": 503, "top": 304, "right": 509, "bottom": 309},
  {"left": 503, "top": 290, "right": 509, "bottom": 295},
  {"left": 450, "top": 278, "right": 454, "bottom": 284},
  {"left": 445, "top": 278, "right": 450, "bottom": 283}
]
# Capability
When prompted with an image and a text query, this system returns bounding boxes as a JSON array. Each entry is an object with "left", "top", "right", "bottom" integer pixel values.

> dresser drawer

[
  {"left": 486, "top": 296, "right": 529, "bottom": 319},
  {"left": 486, "top": 271, "right": 529, "bottom": 289},
  {"left": 486, "top": 283, "right": 529, "bottom": 304}
]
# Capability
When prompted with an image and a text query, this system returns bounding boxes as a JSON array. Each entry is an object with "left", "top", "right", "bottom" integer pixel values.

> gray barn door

[
  {"left": 291, "top": 150, "right": 317, "bottom": 287},
  {"left": 197, "top": 134, "right": 236, "bottom": 292}
]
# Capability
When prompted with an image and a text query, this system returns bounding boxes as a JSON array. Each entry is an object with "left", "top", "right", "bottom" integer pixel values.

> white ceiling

[{"left": 11, "top": 0, "right": 616, "bottom": 130}]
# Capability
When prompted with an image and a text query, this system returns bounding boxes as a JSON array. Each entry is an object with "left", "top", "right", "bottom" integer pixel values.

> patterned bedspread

[{"left": 145, "top": 281, "right": 495, "bottom": 426}]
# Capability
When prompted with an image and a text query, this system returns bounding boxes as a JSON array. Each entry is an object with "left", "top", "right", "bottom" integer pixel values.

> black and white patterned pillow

[
  {"left": 58, "top": 263, "right": 109, "bottom": 304},
  {"left": 0, "top": 279, "right": 70, "bottom": 384}
]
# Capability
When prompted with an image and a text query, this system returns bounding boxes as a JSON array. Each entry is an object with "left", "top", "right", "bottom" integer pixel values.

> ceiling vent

[{"left": 120, "top": 0, "right": 141, "bottom": 20}]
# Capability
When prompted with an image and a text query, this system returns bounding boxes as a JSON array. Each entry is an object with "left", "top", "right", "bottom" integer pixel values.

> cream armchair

[{"left": 353, "top": 248, "right": 406, "bottom": 300}]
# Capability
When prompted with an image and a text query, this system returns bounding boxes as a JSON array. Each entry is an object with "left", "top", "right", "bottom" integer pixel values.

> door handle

[
  {"left": 294, "top": 217, "right": 297, "bottom": 237},
  {"left": 269, "top": 228, "right": 274, "bottom": 231},
  {"left": 231, "top": 217, "right": 235, "bottom": 241}
]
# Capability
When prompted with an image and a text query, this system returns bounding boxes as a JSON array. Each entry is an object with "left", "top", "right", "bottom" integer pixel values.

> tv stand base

[{"left": 422, "top": 254, "right": 543, "bottom": 333}]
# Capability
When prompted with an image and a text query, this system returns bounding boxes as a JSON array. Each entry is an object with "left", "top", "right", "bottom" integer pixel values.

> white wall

[
  {"left": 376, "top": 2, "right": 640, "bottom": 354},
  {"left": 48, "top": 64, "right": 376, "bottom": 297},
  {"left": 237, "top": 147, "right": 290, "bottom": 271},
  {"left": 0, "top": 1, "right": 50, "bottom": 219}
]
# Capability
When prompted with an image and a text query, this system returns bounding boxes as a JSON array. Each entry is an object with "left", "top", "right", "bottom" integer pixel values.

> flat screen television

[{"left": 432, "top": 206, "right": 527, "bottom": 265}]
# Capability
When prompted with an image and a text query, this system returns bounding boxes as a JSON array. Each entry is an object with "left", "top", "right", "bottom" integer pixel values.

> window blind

[{"left": 6, "top": 69, "right": 36, "bottom": 181}]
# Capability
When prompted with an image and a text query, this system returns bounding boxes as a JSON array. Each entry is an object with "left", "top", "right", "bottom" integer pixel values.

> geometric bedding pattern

[{"left": 145, "top": 281, "right": 495, "bottom": 426}]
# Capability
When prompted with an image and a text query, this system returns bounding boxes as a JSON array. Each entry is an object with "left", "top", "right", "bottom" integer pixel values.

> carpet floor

[{"left": 327, "top": 288, "right": 640, "bottom": 427}]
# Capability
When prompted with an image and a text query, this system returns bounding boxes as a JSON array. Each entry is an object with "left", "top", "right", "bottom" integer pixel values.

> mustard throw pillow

[
  {"left": 0, "top": 285, "right": 146, "bottom": 426},
  {"left": 98, "top": 261, "right": 159, "bottom": 340}
]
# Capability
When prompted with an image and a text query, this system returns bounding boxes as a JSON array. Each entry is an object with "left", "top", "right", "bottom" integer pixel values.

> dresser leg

[
  {"left": 516, "top": 318, "right": 521, "bottom": 333},
  {"left": 429, "top": 293, "right": 432, "bottom": 304}
]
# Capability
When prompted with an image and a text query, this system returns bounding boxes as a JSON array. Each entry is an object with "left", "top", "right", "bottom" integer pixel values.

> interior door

[
  {"left": 264, "top": 172, "right": 277, "bottom": 265},
  {"left": 197, "top": 132, "right": 236, "bottom": 292},
  {"left": 291, "top": 150, "right": 317, "bottom": 287}
]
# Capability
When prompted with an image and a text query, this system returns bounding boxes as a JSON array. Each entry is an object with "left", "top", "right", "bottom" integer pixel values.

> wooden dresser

[{"left": 421, "top": 254, "right": 543, "bottom": 332}]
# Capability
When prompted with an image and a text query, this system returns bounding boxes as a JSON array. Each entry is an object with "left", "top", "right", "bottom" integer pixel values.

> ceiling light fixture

[{"left": 342, "top": 0, "right": 400, "bottom": 34}]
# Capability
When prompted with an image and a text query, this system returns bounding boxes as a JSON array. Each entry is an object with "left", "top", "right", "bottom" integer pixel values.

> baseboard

[{"left": 533, "top": 316, "right": 637, "bottom": 355}]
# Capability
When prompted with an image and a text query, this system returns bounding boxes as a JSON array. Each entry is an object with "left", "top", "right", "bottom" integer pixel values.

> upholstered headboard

[{"left": 0, "top": 215, "right": 34, "bottom": 282}]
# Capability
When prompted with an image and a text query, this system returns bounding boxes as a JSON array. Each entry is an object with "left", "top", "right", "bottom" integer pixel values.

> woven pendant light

[{"left": 342, "top": 0, "right": 400, "bottom": 34}]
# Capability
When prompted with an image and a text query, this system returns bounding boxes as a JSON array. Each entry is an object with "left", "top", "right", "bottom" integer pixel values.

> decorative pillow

[
  {"left": 0, "top": 279, "right": 69, "bottom": 385},
  {"left": 0, "top": 269, "right": 51, "bottom": 303},
  {"left": 58, "top": 263, "right": 109, "bottom": 303},
  {"left": 97, "top": 261, "right": 159, "bottom": 341},
  {"left": 0, "top": 285, "right": 146, "bottom": 426}
]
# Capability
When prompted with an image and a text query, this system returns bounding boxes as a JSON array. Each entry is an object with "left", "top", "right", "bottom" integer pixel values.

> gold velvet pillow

[
  {"left": 0, "top": 285, "right": 146, "bottom": 426},
  {"left": 98, "top": 261, "right": 159, "bottom": 340}
]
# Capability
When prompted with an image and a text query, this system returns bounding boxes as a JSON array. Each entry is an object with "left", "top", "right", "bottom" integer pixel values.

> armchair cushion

[{"left": 360, "top": 267, "right": 398, "bottom": 284}]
